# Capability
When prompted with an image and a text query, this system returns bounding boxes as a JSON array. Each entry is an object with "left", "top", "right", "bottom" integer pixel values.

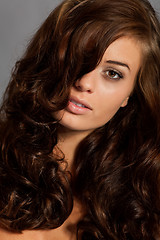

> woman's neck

[{"left": 57, "top": 126, "right": 91, "bottom": 170}]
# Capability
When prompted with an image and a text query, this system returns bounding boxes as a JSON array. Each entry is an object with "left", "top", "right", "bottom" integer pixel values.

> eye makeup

[
  {"left": 101, "top": 67, "right": 124, "bottom": 81},
  {"left": 105, "top": 69, "right": 123, "bottom": 80}
]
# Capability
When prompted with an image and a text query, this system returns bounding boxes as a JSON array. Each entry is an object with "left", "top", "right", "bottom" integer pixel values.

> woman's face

[{"left": 56, "top": 36, "right": 142, "bottom": 134}]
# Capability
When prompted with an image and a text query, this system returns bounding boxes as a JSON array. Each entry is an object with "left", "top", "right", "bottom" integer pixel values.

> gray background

[{"left": 0, "top": 0, "right": 160, "bottom": 100}]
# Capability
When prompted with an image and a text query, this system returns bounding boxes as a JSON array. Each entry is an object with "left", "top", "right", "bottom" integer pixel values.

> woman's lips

[{"left": 66, "top": 97, "right": 92, "bottom": 115}]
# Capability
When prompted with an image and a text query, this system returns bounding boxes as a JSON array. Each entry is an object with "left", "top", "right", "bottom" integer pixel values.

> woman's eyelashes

[{"left": 103, "top": 69, "right": 124, "bottom": 80}]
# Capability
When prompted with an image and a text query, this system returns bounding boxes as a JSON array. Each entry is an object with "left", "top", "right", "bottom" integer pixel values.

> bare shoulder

[{"left": 0, "top": 227, "right": 75, "bottom": 240}]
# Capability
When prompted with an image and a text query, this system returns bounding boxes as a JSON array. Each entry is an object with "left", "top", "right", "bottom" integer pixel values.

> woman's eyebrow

[{"left": 106, "top": 60, "right": 130, "bottom": 71}]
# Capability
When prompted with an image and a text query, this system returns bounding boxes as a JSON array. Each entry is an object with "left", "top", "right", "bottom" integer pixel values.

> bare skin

[{"left": 57, "top": 125, "right": 93, "bottom": 170}]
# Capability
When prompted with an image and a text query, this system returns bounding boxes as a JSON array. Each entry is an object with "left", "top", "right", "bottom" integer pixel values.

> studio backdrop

[{"left": 0, "top": 0, "right": 160, "bottom": 100}]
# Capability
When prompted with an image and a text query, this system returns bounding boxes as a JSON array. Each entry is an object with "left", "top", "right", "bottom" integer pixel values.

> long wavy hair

[{"left": 0, "top": 0, "right": 160, "bottom": 239}]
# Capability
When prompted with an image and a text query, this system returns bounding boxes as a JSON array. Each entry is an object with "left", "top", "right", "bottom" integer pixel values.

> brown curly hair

[{"left": 0, "top": 0, "right": 160, "bottom": 239}]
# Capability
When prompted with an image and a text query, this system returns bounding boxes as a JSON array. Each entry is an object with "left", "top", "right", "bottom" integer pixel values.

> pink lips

[{"left": 66, "top": 96, "right": 92, "bottom": 115}]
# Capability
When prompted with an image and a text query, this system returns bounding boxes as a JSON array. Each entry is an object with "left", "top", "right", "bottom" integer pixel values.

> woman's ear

[{"left": 121, "top": 97, "right": 129, "bottom": 107}]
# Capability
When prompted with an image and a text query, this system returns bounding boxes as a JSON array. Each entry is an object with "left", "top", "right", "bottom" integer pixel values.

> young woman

[{"left": 0, "top": 0, "right": 160, "bottom": 239}]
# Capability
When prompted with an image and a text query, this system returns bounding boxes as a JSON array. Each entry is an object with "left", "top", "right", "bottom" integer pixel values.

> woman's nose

[{"left": 74, "top": 71, "right": 95, "bottom": 93}]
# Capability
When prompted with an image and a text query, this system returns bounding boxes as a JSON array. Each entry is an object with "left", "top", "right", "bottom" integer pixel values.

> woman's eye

[{"left": 105, "top": 70, "right": 123, "bottom": 80}]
